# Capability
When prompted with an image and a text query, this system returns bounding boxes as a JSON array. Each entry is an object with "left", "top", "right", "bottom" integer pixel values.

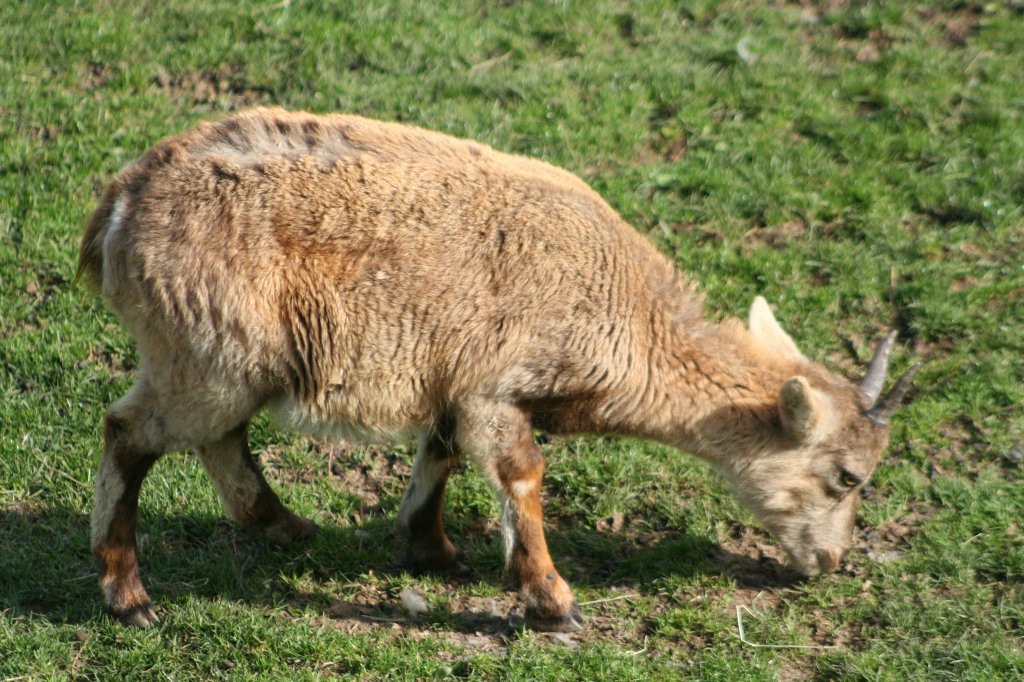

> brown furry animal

[{"left": 79, "top": 107, "right": 917, "bottom": 631}]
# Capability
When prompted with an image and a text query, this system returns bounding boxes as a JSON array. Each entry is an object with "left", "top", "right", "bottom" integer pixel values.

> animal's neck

[{"left": 600, "top": 312, "right": 792, "bottom": 469}]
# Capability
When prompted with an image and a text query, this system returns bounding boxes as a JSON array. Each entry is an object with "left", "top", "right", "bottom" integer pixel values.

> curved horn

[
  {"left": 859, "top": 330, "right": 899, "bottom": 404},
  {"left": 866, "top": 363, "right": 922, "bottom": 426}
]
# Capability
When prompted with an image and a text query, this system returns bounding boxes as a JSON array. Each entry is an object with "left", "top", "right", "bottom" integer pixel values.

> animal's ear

[
  {"left": 779, "top": 376, "right": 820, "bottom": 440},
  {"left": 749, "top": 296, "right": 806, "bottom": 361}
]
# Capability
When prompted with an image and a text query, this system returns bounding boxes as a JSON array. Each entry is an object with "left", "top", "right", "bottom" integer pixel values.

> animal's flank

[{"left": 281, "top": 289, "right": 337, "bottom": 401}]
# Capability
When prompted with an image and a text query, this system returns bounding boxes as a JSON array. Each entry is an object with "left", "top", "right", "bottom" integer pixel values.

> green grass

[{"left": 2, "top": 0, "right": 1023, "bottom": 679}]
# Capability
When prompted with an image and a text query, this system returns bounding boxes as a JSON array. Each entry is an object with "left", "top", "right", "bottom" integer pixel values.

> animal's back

[{"left": 84, "top": 108, "right": 687, "bottom": 436}]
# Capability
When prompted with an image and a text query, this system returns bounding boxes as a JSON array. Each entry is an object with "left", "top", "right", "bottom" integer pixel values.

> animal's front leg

[{"left": 457, "top": 400, "right": 584, "bottom": 632}]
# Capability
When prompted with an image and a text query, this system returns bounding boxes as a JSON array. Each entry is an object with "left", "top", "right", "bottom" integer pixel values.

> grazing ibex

[{"left": 79, "top": 108, "right": 917, "bottom": 631}]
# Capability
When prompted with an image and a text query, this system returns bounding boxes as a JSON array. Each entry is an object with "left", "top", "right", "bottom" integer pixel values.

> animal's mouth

[
  {"left": 783, "top": 547, "right": 843, "bottom": 577},
  {"left": 815, "top": 548, "right": 843, "bottom": 573},
  {"left": 784, "top": 550, "right": 820, "bottom": 577}
]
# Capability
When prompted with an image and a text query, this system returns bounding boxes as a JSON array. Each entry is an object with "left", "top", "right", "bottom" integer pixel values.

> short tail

[{"left": 76, "top": 183, "right": 120, "bottom": 290}]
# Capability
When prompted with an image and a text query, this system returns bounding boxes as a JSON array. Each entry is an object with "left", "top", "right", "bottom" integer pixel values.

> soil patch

[{"left": 152, "top": 64, "right": 272, "bottom": 111}]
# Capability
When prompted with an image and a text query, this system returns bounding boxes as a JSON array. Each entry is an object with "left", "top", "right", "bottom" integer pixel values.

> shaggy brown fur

[{"left": 80, "top": 108, "right": 903, "bottom": 631}]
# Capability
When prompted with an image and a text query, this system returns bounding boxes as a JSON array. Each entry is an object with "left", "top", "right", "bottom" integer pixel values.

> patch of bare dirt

[
  {"left": 21, "top": 267, "right": 66, "bottom": 300},
  {"left": 776, "top": 656, "right": 816, "bottom": 682},
  {"left": 262, "top": 441, "right": 413, "bottom": 513},
  {"left": 835, "top": 27, "right": 895, "bottom": 64},
  {"left": 798, "top": 0, "right": 856, "bottom": 12},
  {"left": 855, "top": 502, "right": 934, "bottom": 570},
  {"left": 326, "top": 441, "right": 412, "bottom": 511},
  {"left": 831, "top": 321, "right": 952, "bottom": 383},
  {"left": 462, "top": 517, "right": 498, "bottom": 540},
  {"left": 790, "top": 0, "right": 901, "bottom": 63},
  {"left": 948, "top": 275, "right": 979, "bottom": 293},
  {"left": 717, "top": 525, "right": 799, "bottom": 591},
  {"left": 640, "top": 127, "right": 688, "bottom": 165},
  {"left": 5, "top": 266, "right": 71, "bottom": 337},
  {"left": 595, "top": 511, "right": 625, "bottom": 534},
  {"left": 742, "top": 219, "right": 806, "bottom": 250},
  {"left": 981, "top": 286, "right": 1024, "bottom": 315},
  {"left": 797, "top": 0, "right": 989, "bottom": 64},
  {"left": 907, "top": 334, "right": 956, "bottom": 360},
  {"left": 152, "top": 64, "right": 271, "bottom": 111},
  {"left": 666, "top": 220, "right": 724, "bottom": 246},
  {"left": 927, "top": 411, "right": 1024, "bottom": 481},
  {"left": 641, "top": 98, "right": 689, "bottom": 165},
  {"left": 26, "top": 123, "right": 60, "bottom": 143},
  {"left": 78, "top": 341, "right": 136, "bottom": 377},
  {"left": 81, "top": 61, "right": 117, "bottom": 90},
  {"left": 916, "top": 4, "right": 985, "bottom": 47},
  {"left": 0, "top": 499, "right": 49, "bottom": 519},
  {"left": 829, "top": 329, "right": 888, "bottom": 377}
]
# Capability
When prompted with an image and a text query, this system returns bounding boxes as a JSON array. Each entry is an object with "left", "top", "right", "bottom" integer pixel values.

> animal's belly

[{"left": 266, "top": 389, "right": 430, "bottom": 445}]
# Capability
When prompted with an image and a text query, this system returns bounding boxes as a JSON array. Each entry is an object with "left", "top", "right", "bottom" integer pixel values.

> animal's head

[{"left": 730, "top": 297, "right": 919, "bottom": 577}]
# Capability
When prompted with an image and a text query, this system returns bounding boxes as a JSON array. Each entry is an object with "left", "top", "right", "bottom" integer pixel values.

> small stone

[
  {"left": 736, "top": 36, "right": 756, "bottom": 65},
  {"left": 800, "top": 9, "right": 819, "bottom": 24},
  {"left": 596, "top": 512, "right": 624, "bottom": 534},
  {"left": 855, "top": 44, "right": 880, "bottom": 64},
  {"left": 551, "top": 632, "right": 577, "bottom": 648},
  {"left": 154, "top": 66, "right": 172, "bottom": 88},
  {"left": 867, "top": 549, "right": 903, "bottom": 564},
  {"left": 399, "top": 588, "right": 429, "bottom": 618}
]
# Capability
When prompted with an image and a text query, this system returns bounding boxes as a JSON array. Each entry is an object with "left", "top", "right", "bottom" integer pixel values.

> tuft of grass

[{"left": 2, "top": 0, "right": 1022, "bottom": 679}]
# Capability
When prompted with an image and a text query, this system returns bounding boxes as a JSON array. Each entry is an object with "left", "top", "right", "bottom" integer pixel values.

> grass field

[{"left": 2, "top": 0, "right": 1023, "bottom": 679}]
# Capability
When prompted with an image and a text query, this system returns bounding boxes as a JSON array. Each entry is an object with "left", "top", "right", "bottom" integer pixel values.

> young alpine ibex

[{"left": 79, "top": 108, "right": 917, "bottom": 631}]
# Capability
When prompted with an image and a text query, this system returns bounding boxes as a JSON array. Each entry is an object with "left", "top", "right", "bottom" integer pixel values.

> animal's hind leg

[
  {"left": 91, "top": 383, "right": 167, "bottom": 628},
  {"left": 397, "top": 418, "right": 464, "bottom": 574},
  {"left": 197, "top": 423, "right": 317, "bottom": 546}
]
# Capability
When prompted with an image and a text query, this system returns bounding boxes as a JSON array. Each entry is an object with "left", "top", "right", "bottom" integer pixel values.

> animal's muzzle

[{"left": 815, "top": 547, "right": 844, "bottom": 573}]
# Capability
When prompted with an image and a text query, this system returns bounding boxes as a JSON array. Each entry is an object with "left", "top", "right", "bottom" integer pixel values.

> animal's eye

[{"left": 839, "top": 470, "right": 863, "bottom": 489}]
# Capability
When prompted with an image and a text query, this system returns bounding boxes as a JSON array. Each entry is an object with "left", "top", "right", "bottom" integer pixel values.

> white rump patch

[
  {"left": 101, "top": 195, "right": 126, "bottom": 294},
  {"left": 105, "top": 195, "right": 126, "bottom": 242}
]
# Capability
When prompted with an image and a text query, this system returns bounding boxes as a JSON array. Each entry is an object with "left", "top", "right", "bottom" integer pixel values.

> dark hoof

[
  {"left": 439, "top": 560, "right": 472, "bottom": 578},
  {"left": 525, "top": 602, "right": 585, "bottom": 632},
  {"left": 407, "top": 551, "right": 471, "bottom": 578},
  {"left": 114, "top": 602, "right": 160, "bottom": 629}
]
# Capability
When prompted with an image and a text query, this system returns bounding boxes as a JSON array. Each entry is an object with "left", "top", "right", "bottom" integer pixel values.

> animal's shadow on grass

[{"left": 0, "top": 503, "right": 800, "bottom": 633}]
